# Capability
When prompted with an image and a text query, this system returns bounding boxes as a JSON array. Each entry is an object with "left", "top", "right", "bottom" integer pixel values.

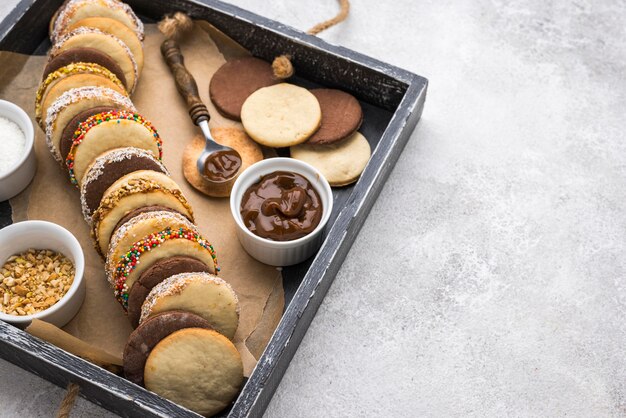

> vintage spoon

[{"left": 161, "top": 39, "right": 241, "bottom": 184}]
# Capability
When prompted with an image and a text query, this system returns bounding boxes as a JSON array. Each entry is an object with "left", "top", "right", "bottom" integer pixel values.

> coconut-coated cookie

[
  {"left": 80, "top": 147, "right": 168, "bottom": 223},
  {"left": 140, "top": 272, "right": 238, "bottom": 340},
  {"left": 127, "top": 256, "right": 211, "bottom": 328}
]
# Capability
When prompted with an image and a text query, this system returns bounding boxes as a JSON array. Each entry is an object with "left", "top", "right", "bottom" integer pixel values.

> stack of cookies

[
  {"left": 37, "top": 1, "right": 243, "bottom": 415},
  {"left": 209, "top": 57, "right": 372, "bottom": 187}
]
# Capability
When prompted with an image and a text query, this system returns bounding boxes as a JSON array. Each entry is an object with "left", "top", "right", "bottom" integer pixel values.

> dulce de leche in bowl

[
  {"left": 240, "top": 171, "right": 323, "bottom": 241},
  {"left": 230, "top": 158, "right": 333, "bottom": 266}
]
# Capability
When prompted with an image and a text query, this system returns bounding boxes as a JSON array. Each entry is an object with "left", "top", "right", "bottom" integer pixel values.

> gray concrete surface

[{"left": 1, "top": 0, "right": 625, "bottom": 416}]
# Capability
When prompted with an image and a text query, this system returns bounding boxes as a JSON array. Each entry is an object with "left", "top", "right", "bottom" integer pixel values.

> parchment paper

[{"left": 2, "top": 23, "right": 284, "bottom": 376}]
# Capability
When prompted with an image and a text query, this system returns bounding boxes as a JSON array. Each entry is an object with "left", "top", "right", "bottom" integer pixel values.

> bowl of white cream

[{"left": 0, "top": 100, "right": 36, "bottom": 201}]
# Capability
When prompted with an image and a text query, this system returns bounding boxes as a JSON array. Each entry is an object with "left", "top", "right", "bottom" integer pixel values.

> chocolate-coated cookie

[
  {"left": 123, "top": 310, "right": 212, "bottom": 386},
  {"left": 307, "top": 88, "right": 363, "bottom": 145},
  {"left": 127, "top": 256, "right": 211, "bottom": 328},
  {"left": 209, "top": 57, "right": 279, "bottom": 121},
  {"left": 43, "top": 47, "right": 128, "bottom": 89},
  {"left": 80, "top": 148, "right": 168, "bottom": 222}
]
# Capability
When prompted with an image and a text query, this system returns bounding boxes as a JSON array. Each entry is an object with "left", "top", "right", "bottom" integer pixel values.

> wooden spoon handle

[{"left": 161, "top": 39, "right": 210, "bottom": 125}]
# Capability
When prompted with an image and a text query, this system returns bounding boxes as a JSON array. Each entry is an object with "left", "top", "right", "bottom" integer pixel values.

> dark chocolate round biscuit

[
  {"left": 111, "top": 205, "right": 184, "bottom": 235},
  {"left": 127, "top": 256, "right": 212, "bottom": 328},
  {"left": 307, "top": 88, "right": 363, "bottom": 145},
  {"left": 209, "top": 57, "right": 280, "bottom": 121},
  {"left": 60, "top": 106, "right": 116, "bottom": 160},
  {"left": 44, "top": 47, "right": 128, "bottom": 89},
  {"left": 123, "top": 310, "right": 212, "bottom": 386},
  {"left": 82, "top": 152, "right": 168, "bottom": 222}
]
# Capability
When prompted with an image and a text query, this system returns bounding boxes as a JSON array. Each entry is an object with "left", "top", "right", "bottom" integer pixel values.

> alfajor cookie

[
  {"left": 240, "top": 83, "right": 322, "bottom": 147},
  {"left": 50, "top": 27, "right": 138, "bottom": 92},
  {"left": 66, "top": 109, "right": 162, "bottom": 186},
  {"left": 67, "top": 17, "right": 144, "bottom": 74},
  {"left": 51, "top": 0, "right": 144, "bottom": 43},
  {"left": 91, "top": 170, "right": 194, "bottom": 256},
  {"left": 182, "top": 126, "right": 263, "bottom": 197},
  {"left": 109, "top": 223, "right": 218, "bottom": 310},
  {"left": 290, "top": 131, "right": 372, "bottom": 187},
  {"left": 127, "top": 257, "right": 211, "bottom": 328},
  {"left": 35, "top": 62, "right": 126, "bottom": 127},
  {"left": 80, "top": 147, "right": 168, "bottom": 223},
  {"left": 144, "top": 328, "right": 243, "bottom": 417},
  {"left": 140, "top": 272, "right": 238, "bottom": 340},
  {"left": 43, "top": 48, "right": 128, "bottom": 89},
  {"left": 44, "top": 86, "right": 135, "bottom": 163},
  {"left": 209, "top": 57, "right": 280, "bottom": 121},
  {"left": 307, "top": 88, "right": 363, "bottom": 145},
  {"left": 124, "top": 311, "right": 212, "bottom": 386},
  {"left": 105, "top": 210, "right": 197, "bottom": 287}
]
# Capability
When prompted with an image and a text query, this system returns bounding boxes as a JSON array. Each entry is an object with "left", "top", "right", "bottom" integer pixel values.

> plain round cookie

[
  {"left": 124, "top": 310, "right": 212, "bottom": 386},
  {"left": 127, "top": 257, "right": 211, "bottom": 328},
  {"left": 144, "top": 328, "right": 243, "bottom": 417},
  {"left": 241, "top": 83, "right": 321, "bottom": 147},
  {"left": 209, "top": 57, "right": 279, "bottom": 120},
  {"left": 140, "top": 272, "right": 239, "bottom": 340},
  {"left": 290, "top": 131, "right": 371, "bottom": 187},
  {"left": 182, "top": 126, "right": 263, "bottom": 197},
  {"left": 307, "top": 88, "right": 363, "bottom": 145}
]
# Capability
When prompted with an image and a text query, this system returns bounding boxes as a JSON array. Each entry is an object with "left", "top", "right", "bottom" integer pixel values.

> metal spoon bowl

[{"left": 196, "top": 119, "right": 241, "bottom": 184}]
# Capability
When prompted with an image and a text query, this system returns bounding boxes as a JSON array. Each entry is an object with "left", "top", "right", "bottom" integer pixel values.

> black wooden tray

[{"left": 0, "top": 0, "right": 428, "bottom": 416}]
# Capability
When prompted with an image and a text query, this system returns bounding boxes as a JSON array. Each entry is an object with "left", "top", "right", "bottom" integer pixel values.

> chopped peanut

[{"left": 0, "top": 249, "right": 74, "bottom": 316}]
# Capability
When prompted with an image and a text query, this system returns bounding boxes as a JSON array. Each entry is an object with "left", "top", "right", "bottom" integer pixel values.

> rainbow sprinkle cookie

[
  {"left": 112, "top": 227, "right": 219, "bottom": 309},
  {"left": 66, "top": 109, "right": 162, "bottom": 186}
]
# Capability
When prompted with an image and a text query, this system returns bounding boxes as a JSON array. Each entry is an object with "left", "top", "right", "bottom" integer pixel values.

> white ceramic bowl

[
  {"left": 0, "top": 100, "right": 36, "bottom": 201},
  {"left": 0, "top": 221, "right": 85, "bottom": 327},
  {"left": 230, "top": 158, "right": 333, "bottom": 266}
]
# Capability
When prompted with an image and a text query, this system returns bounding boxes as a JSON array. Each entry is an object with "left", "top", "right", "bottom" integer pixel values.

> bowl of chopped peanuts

[{"left": 0, "top": 220, "right": 85, "bottom": 327}]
